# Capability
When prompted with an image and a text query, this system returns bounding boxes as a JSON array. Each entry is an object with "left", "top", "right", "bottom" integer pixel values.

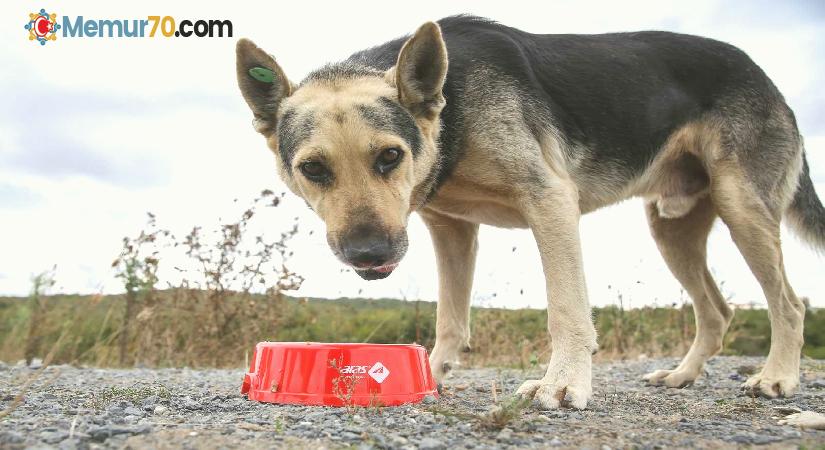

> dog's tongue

[{"left": 372, "top": 263, "right": 398, "bottom": 273}]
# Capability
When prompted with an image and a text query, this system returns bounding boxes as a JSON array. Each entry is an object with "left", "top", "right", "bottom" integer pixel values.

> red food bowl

[{"left": 241, "top": 342, "right": 438, "bottom": 406}]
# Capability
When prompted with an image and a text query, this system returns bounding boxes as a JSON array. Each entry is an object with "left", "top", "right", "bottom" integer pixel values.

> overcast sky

[{"left": 0, "top": 0, "right": 823, "bottom": 309}]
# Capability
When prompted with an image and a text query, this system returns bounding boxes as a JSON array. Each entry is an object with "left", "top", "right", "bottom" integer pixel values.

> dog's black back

[{"left": 348, "top": 15, "right": 784, "bottom": 190}]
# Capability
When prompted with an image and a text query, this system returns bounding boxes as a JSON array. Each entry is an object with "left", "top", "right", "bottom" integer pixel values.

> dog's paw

[
  {"left": 515, "top": 376, "right": 591, "bottom": 410},
  {"left": 642, "top": 368, "right": 697, "bottom": 388},
  {"left": 515, "top": 353, "right": 592, "bottom": 409},
  {"left": 742, "top": 371, "right": 799, "bottom": 398},
  {"left": 778, "top": 411, "right": 825, "bottom": 430},
  {"left": 428, "top": 345, "right": 462, "bottom": 386}
]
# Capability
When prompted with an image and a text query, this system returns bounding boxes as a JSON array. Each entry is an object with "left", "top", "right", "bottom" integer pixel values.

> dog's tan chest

[{"left": 423, "top": 179, "right": 529, "bottom": 228}]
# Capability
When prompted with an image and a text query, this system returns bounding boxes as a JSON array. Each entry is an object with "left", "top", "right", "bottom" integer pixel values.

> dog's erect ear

[
  {"left": 394, "top": 22, "right": 448, "bottom": 117},
  {"left": 236, "top": 38, "right": 293, "bottom": 135}
]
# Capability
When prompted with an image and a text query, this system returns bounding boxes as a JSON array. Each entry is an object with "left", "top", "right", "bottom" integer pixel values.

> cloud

[
  {"left": 0, "top": 81, "right": 243, "bottom": 188},
  {"left": 0, "top": 182, "right": 44, "bottom": 209}
]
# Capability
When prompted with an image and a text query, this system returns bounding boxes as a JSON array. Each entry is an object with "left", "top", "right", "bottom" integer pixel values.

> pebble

[
  {"left": 0, "top": 431, "right": 25, "bottom": 444},
  {"left": 58, "top": 438, "right": 85, "bottom": 450},
  {"left": 182, "top": 397, "right": 201, "bottom": 410},
  {"left": 421, "top": 395, "right": 438, "bottom": 405},
  {"left": 496, "top": 428, "right": 513, "bottom": 441},
  {"left": 87, "top": 425, "right": 151, "bottom": 442},
  {"left": 417, "top": 437, "right": 446, "bottom": 450},
  {"left": 810, "top": 379, "right": 825, "bottom": 389},
  {"left": 123, "top": 406, "right": 143, "bottom": 416},
  {"left": 339, "top": 431, "right": 361, "bottom": 441},
  {"left": 2, "top": 356, "right": 823, "bottom": 449},
  {"left": 141, "top": 395, "right": 159, "bottom": 409},
  {"left": 41, "top": 430, "right": 69, "bottom": 444}
]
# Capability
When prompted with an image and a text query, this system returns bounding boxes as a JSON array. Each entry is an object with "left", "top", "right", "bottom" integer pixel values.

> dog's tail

[{"left": 786, "top": 150, "right": 825, "bottom": 252}]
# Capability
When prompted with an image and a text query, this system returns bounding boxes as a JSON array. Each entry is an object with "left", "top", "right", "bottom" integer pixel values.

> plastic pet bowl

[{"left": 241, "top": 342, "right": 438, "bottom": 406}]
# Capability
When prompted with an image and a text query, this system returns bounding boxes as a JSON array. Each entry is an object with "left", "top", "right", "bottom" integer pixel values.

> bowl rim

[{"left": 255, "top": 341, "right": 426, "bottom": 349}]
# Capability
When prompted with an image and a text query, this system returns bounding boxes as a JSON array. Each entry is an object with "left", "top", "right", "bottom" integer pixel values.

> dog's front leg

[
  {"left": 515, "top": 182, "right": 598, "bottom": 409},
  {"left": 420, "top": 209, "right": 479, "bottom": 386}
]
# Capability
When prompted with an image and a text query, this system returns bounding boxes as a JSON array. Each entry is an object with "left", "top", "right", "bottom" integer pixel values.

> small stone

[
  {"left": 59, "top": 438, "right": 84, "bottom": 450},
  {"left": 123, "top": 406, "right": 142, "bottom": 416},
  {"left": 0, "top": 431, "right": 25, "bottom": 444},
  {"left": 87, "top": 425, "right": 151, "bottom": 442},
  {"left": 29, "top": 358, "right": 43, "bottom": 369},
  {"left": 340, "top": 431, "right": 360, "bottom": 441},
  {"left": 182, "top": 397, "right": 200, "bottom": 410},
  {"left": 371, "top": 433, "right": 388, "bottom": 448},
  {"left": 153, "top": 405, "right": 169, "bottom": 415},
  {"left": 141, "top": 395, "right": 158, "bottom": 409},
  {"left": 772, "top": 405, "right": 802, "bottom": 415},
  {"left": 418, "top": 437, "right": 446, "bottom": 450},
  {"left": 384, "top": 417, "right": 395, "bottom": 427},
  {"left": 421, "top": 394, "right": 438, "bottom": 405},
  {"left": 736, "top": 365, "right": 757, "bottom": 376},
  {"left": 549, "top": 436, "right": 564, "bottom": 446},
  {"left": 601, "top": 445, "right": 612, "bottom": 450},
  {"left": 810, "top": 379, "right": 825, "bottom": 389},
  {"left": 41, "top": 430, "right": 70, "bottom": 444},
  {"left": 496, "top": 428, "right": 513, "bottom": 442}
]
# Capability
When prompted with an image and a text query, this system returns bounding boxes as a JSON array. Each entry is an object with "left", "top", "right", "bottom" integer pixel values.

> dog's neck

[{"left": 408, "top": 115, "right": 446, "bottom": 210}]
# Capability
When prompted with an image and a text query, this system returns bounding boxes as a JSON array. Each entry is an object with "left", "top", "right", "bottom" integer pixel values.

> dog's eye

[
  {"left": 375, "top": 148, "right": 403, "bottom": 175},
  {"left": 299, "top": 161, "right": 331, "bottom": 182}
]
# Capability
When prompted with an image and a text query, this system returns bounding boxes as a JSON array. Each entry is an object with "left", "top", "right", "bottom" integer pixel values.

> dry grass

[{"left": 2, "top": 192, "right": 824, "bottom": 370}]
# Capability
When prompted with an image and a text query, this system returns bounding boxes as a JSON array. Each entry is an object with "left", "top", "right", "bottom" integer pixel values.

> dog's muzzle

[{"left": 338, "top": 223, "right": 406, "bottom": 280}]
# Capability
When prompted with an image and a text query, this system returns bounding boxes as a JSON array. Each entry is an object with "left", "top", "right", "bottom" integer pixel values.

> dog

[{"left": 235, "top": 15, "right": 824, "bottom": 409}]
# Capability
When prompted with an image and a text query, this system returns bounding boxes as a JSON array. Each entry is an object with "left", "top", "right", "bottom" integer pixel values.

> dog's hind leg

[
  {"left": 643, "top": 196, "right": 733, "bottom": 387},
  {"left": 420, "top": 209, "right": 479, "bottom": 386},
  {"left": 711, "top": 159, "right": 805, "bottom": 398}
]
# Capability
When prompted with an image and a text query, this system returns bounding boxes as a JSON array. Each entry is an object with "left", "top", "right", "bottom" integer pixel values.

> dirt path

[{"left": 1, "top": 356, "right": 824, "bottom": 449}]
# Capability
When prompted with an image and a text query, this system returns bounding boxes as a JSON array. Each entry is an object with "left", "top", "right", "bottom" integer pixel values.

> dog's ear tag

[{"left": 249, "top": 67, "right": 276, "bottom": 83}]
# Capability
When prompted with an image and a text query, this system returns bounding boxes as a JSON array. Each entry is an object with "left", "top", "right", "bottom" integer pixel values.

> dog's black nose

[{"left": 340, "top": 224, "right": 393, "bottom": 268}]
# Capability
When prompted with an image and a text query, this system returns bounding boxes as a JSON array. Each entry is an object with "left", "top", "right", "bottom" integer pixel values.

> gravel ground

[{"left": 1, "top": 356, "right": 824, "bottom": 449}]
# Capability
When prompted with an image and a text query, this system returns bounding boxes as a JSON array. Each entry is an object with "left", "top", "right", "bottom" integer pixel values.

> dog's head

[{"left": 236, "top": 23, "right": 447, "bottom": 280}]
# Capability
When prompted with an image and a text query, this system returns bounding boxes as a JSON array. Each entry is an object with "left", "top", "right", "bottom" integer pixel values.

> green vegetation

[
  {"left": 4, "top": 192, "right": 822, "bottom": 369},
  {"left": 85, "top": 382, "right": 171, "bottom": 411},
  {"left": 1, "top": 292, "right": 823, "bottom": 368}
]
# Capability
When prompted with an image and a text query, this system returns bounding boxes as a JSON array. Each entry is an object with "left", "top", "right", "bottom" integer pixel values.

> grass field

[{"left": 2, "top": 291, "right": 824, "bottom": 368}]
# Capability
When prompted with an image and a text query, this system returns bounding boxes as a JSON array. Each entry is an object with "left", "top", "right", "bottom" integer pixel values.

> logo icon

[
  {"left": 368, "top": 362, "right": 390, "bottom": 384},
  {"left": 26, "top": 9, "right": 61, "bottom": 46}
]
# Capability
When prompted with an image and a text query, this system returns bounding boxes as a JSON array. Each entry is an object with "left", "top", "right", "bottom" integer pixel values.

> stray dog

[{"left": 236, "top": 15, "right": 824, "bottom": 409}]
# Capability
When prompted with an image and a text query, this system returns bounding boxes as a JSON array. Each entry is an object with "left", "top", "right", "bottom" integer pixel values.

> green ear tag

[{"left": 249, "top": 67, "right": 275, "bottom": 83}]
